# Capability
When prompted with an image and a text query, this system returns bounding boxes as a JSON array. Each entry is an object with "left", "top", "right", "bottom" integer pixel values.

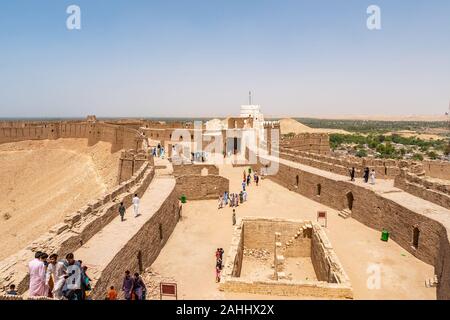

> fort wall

[
  {"left": 0, "top": 120, "right": 142, "bottom": 153},
  {"left": 175, "top": 175, "right": 229, "bottom": 200},
  {"left": 280, "top": 133, "right": 330, "bottom": 155},
  {"left": 280, "top": 146, "right": 422, "bottom": 179}
]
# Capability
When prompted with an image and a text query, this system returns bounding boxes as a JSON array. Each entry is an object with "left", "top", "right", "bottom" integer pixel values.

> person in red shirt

[{"left": 107, "top": 286, "right": 118, "bottom": 300}]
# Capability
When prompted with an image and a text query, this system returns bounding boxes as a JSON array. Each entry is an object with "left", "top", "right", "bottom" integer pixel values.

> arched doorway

[
  {"left": 346, "top": 192, "right": 354, "bottom": 211},
  {"left": 317, "top": 184, "right": 322, "bottom": 196},
  {"left": 296, "top": 175, "right": 299, "bottom": 187}
]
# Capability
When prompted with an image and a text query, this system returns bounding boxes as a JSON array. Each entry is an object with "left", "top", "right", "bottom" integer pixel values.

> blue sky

[{"left": 0, "top": 0, "right": 449, "bottom": 118}]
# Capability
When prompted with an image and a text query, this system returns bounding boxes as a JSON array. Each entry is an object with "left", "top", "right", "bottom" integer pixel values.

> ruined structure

[{"left": 220, "top": 217, "right": 352, "bottom": 299}]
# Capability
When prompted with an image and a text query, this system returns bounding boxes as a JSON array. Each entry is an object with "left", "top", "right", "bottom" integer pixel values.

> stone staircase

[
  {"left": 339, "top": 208, "right": 352, "bottom": 219},
  {"left": 282, "top": 223, "right": 312, "bottom": 251}
]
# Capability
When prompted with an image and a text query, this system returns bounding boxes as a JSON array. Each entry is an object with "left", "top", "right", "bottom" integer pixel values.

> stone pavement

[{"left": 75, "top": 175, "right": 176, "bottom": 291}]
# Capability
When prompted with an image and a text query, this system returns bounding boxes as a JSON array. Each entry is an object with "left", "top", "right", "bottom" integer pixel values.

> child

[
  {"left": 6, "top": 284, "right": 17, "bottom": 296},
  {"left": 107, "top": 286, "right": 118, "bottom": 300}
]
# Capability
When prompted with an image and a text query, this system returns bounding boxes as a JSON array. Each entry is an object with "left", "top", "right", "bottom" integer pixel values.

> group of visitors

[
  {"left": 244, "top": 169, "right": 259, "bottom": 187},
  {"left": 218, "top": 190, "right": 247, "bottom": 209},
  {"left": 215, "top": 248, "right": 224, "bottom": 282},
  {"left": 26, "top": 252, "right": 91, "bottom": 300},
  {"left": 349, "top": 167, "right": 376, "bottom": 185},
  {"left": 120, "top": 270, "right": 147, "bottom": 300},
  {"left": 151, "top": 144, "right": 165, "bottom": 158}
]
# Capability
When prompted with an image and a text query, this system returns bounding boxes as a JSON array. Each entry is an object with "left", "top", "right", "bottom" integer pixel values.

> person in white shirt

[
  {"left": 370, "top": 169, "right": 376, "bottom": 185},
  {"left": 132, "top": 194, "right": 140, "bottom": 217}
]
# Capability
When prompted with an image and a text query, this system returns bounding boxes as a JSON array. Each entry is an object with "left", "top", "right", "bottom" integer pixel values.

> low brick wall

[
  {"left": 172, "top": 164, "right": 219, "bottom": 177},
  {"left": 423, "top": 161, "right": 450, "bottom": 180},
  {"left": 280, "top": 146, "right": 421, "bottom": 179},
  {"left": 394, "top": 171, "right": 450, "bottom": 210},
  {"left": 220, "top": 218, "right": 353, "bottom": 299},
  {"left": 0, "top": 162, "right": 155, "bottom": 294},
  {"left": 175, "top": 175, "right": 229, "bottom": 200}
]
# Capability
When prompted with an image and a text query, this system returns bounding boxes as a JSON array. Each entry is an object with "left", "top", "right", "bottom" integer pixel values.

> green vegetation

[
  {"left": 294, "top": 118, "right": 448, "bottom": 134},
  {"left": 330, "top": 133, "right": 448, "bottom": 159}
]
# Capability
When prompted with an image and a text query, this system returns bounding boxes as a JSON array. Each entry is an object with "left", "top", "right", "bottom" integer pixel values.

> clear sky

[{"left": 0, "top": 0, "right": 449, "bottom": 118}]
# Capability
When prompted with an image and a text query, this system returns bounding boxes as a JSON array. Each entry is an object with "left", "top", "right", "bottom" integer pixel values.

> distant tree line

[
  {"left": 330, "top": 133, "right": 449, "bottom": 160},
  {"left": 295, "top": 118, "right": 448, "bottom": 134}
]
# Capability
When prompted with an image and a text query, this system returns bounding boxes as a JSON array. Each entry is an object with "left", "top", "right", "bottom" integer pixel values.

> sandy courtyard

[
  {"left": 145, "top": 164, "right": 436, "bottom": 300},
  {"left": 0, "top": 139, "right": 121, "bottom": 260}
]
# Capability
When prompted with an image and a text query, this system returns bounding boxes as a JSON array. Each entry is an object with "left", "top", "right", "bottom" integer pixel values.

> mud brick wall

[
  {"left": 242, "top": 219, "right": 311, "bottom": 256},
  {"left": 423, "top": 161, "right": 450, "bottom": 180},
  {"left": 311, "top": 225, "right": 350, "bottom": 285},
  {"left": 118, "top": 150, "right": 152, "bottom": 183},
  {"left": 172, "top": 164, "right": 219, "bottom": 177},
  {"left": 175, "top": 175, "right": 229, "bottom": 200},
  {"left": 280, "top": 147, "right": 423, "bottom": 179},
  {"left": 89, "top": 189, "right": 181, "bottom": 299},
  {"left": 394, "top": 171, "right": 450, "bottom": 210},
  {"left": 0, "top": 120, "right": 142, "bottom": 152},
  {"left": 281, "top": 133, "right": 330, "bottom": 155}
]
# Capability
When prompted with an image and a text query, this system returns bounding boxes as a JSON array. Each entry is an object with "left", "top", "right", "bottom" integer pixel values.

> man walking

[
  {"left": 363, "top": 167, "right": 370, "bottom": 183},
  {"left": 122, "top": 270, "right": 134, "bottom": 300},
  {"left": 370, "top": 169, "right": 376, "bottom": 185},
  {"left": 349, "top": 167, "right": 355, "bottom": 182},
  {"left": 132, "top": 194, "right": 140, "bottom": 217},
  {"left": 28, "top": 251, "right": 47, "bottom": 297},
  {"left": 119, "top": 202, "right": 126, "bottom": 221},
  {"left": 232, "top": 209, "right": 236, "bottom": 226}
]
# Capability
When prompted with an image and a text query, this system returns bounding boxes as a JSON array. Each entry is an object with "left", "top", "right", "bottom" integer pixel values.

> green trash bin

[
  {"left": 381, "top": 229, "right": 389, "bottom": 242},
  {"left": 180, "top": 195, "right": 187, "bottom": 204}
]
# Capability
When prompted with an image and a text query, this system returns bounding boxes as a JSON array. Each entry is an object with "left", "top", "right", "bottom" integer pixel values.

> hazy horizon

[{"left": 1, "top": 0, "right": 449, "bottom": 118}]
